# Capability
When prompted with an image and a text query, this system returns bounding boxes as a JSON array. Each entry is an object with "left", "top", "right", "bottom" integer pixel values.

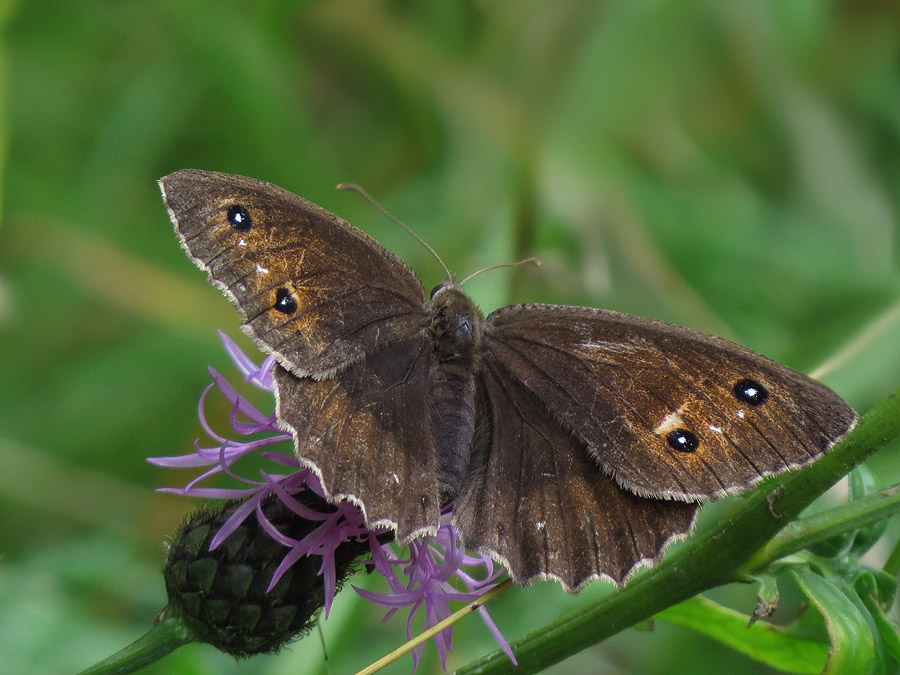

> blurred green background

[{"left": 2, "top": 1, "right": 899, "bottom": 673}]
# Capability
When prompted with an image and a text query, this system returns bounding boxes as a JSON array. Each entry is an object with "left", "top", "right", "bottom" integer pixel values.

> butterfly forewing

[
  {"left": 483, "top": 304, "right": 858, "bottom": 501},
  {"left": 160, "top": 170, "right": 428, "bottom": 378}
]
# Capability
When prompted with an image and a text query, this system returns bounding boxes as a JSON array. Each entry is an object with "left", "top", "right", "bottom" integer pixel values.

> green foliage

[
  {"left": 659, "top": 596, "right": 826, "bottom": 675},
  {"left": 2, "top": 1, "right": 899, "bottom": 673}
]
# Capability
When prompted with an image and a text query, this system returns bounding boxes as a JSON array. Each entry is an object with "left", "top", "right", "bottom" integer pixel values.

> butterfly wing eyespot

[
  {"left": 734, "top": 378, "right": 769, "bottom": 406},
  {"left": 274, "top": 287, "right": 298, "bottom": 315},
  {"left": 226, "top": 204, "right": 252, "bottom": 231},
  {"left": 666, "top": 429, "right": 699, "bottom": 453}
]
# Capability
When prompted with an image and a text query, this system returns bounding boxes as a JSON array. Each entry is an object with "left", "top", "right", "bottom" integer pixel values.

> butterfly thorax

[
  {"left": 428, "top": 284, "right": 484, "bottom": 377},
  {"left": 428, "top": 284, "right": 483, "bottom": 496}
]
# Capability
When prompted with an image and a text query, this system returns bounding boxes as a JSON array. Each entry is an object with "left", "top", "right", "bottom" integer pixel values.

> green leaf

[
  {"left": 750, "top": 574, "right": 781, "bottom": 625},
  {"left": 807, "top": 531, "right": 854, "bottom": 559},
  {"left": 850, "top": 467, "right": 889, "bottom": 557},
  {"left": 850, "top": 466, "right": 878, "bottom": 500},
  {"left": 855, "top": 571, "right": 900, "bottom": 663},
  {"left": 791, "top": 566, "right": 876, "bottom": 675},
  {"left": 884, "top": 539, "right": 900, "bottom": 577},
  {"left": 657, "top": 595, "right": 827, "bottom": 674},
  {"left": 861, "top": 566, "right": 898, "bottom": 607}
]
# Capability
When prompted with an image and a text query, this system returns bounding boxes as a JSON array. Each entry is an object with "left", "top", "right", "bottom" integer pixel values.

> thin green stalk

[
  {"left": 744, "top": 483, "right": 900, "bottom": 573},
  {"left": 883, "top": 539, "right": 900, "bottom": 578},
  {"left": 77, "top": 607, "right": 194, "bottom": 675}
]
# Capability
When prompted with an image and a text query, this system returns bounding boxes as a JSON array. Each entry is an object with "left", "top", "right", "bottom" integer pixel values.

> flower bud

[{"left": 162, "top": 493, "right": 371, "bottom": 657}]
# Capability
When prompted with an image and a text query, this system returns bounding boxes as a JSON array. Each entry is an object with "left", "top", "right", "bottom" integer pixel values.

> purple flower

[
  {"left": 358, "top": 509, "right": 513, "bottom": 670},
  {"left": 149, "top": 331, "right": 515, "bottom": 669}
]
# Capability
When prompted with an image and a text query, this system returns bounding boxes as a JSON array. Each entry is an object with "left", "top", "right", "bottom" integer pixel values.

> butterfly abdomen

[
  {"left": 428, "top": 284, "right": 485, "bottom": 497},
  {"left": 430, "top": 369, "right": 477, "bottom": 498}
]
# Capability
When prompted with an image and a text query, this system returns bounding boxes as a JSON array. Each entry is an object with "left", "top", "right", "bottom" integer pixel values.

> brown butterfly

[{"left": 160, "top": 170, "right": 857, "bottom": 592}]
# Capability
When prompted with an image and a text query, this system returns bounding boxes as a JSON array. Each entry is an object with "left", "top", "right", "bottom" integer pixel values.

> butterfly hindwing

[
  {"left": 454, "top": 363, "right": 699, "bottom": 590},
  {"left": 273, "top": 334, "right": 443, "bottom": 540},
  {"left": 483, "top": 304, "right": 857, "bottom": 501},
  {"left": 160, "top": 170, "right": 427, "bottom": 378}
]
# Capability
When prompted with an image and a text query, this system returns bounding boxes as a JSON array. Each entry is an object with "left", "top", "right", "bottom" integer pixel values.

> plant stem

[{"left": 77, "top": 607, "right": 194, "bottom": 675}]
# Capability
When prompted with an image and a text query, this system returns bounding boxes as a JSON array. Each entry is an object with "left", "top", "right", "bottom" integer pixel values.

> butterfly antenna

[
  {"left": 458, "top": 256, "right": 541, "bottom": 287},
  {"left": 337, "top": 183, "right": 452, "bottom": 280}
]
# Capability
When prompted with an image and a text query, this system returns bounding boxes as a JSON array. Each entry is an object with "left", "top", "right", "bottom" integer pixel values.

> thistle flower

[
  {"left": 149, "top": 332, "right": 515, "bottom": 668},
  {"left": 359, "top": 510, "right": 511, "bottom": 670}
]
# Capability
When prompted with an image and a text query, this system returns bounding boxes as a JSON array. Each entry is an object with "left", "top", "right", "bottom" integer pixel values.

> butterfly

[{"left": 160, "top": 169, "right": 857, "bottom": 592}]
